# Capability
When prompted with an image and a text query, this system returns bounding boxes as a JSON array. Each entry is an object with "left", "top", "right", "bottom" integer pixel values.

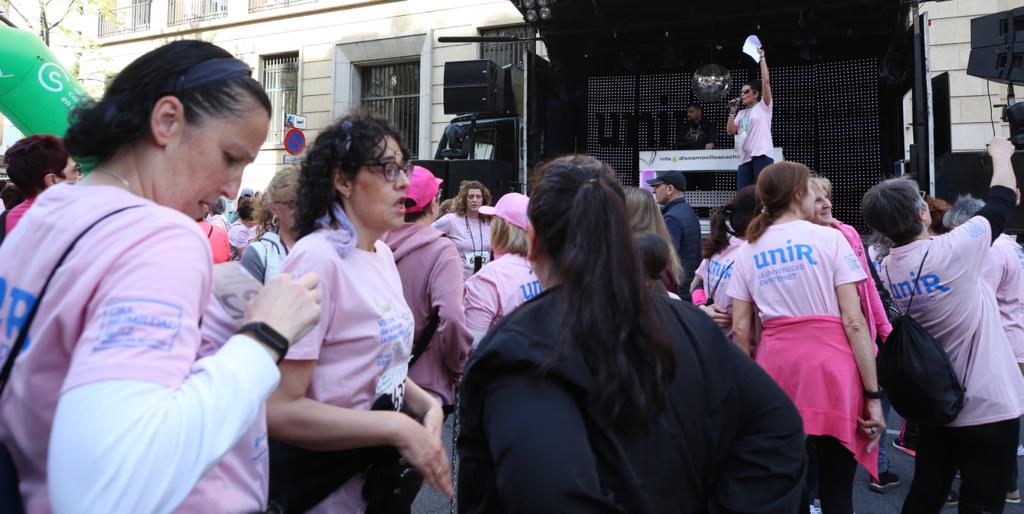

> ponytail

[
  {"left": 744, "top": 162, "right": 811, "bottom": 243},
  {"left": 745, "top": 208, "right": 776, "bottom": 243},
  {"left": 702, "top": 206, "right": 732, "bottom": 258},
  {"left": 530, "top": 156, "right": 675, "bottom": 431}
]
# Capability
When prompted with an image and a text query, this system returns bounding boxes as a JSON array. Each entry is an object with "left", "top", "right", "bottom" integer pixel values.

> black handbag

[
  {"left": 878, "top": 249, "right": 973, "bottom": 427},
  {"left": 268, "top": 397, "right": 424, "bottom": 513},
  {"left": 0, "top": 205, "right": 142, "bottom": 514}
]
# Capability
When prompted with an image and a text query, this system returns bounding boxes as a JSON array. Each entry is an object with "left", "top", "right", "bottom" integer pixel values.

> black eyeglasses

[
  {"left": 274, "top": 198, "right": 298, "bottom": 209},
  {"left": 741, "top": 89, "right": 753, "bottom": 95},
  {"left": 360, "top": 161, "right": 411, "bottom": 182}
]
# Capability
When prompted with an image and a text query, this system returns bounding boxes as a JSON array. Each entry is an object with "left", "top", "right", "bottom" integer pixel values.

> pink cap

[
  {"left": 405, "top": 165, "right": 444, "bottom": 213},
  {"left": 479, "top": 192, "right": 529, "bottom": 230}
]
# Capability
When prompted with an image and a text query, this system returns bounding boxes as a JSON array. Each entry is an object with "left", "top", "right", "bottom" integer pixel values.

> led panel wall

[{"left": 587, "top": 58, "right": 882, "bottom": 230}]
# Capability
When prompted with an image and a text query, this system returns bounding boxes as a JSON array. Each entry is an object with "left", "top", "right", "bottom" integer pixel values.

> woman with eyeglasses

[
  {"left": 266, "top": 110, "right": 451, "bottom": 514},
  {"left": 726, "top": 47, "right": 774, "bottom": 190},
  {"left": 432, "top": 180, "right": 492, "bottom": 279},
  {"left": 241, "top": 167, "right": 299, "bottom": 284}
]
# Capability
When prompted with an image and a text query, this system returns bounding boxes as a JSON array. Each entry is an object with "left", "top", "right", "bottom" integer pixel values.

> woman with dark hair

[
  {"left": 726, "top": 47, "right": 774, "bottom": 189},
  {"left": 457, "top": 155, "right": 806, "bottom": 513},
  {"left": 267, "top": 110, "right": 451, "bottom": 513},
  {"left": 229, "top": 195, "right": 259, "bottom": 259},
  {"left": 863, "top": 139, "right": 1024, "bottom": 512},
  {"left": 2, "top": 134, "right": 69, "bottom": 234},
  {"left": 432, "top": 180, "right": 492, "bottom": 279},
  {"left": 690, "top": 185, "right": 757, "bottom": 339},
  {"left": 728, "top": 161, "right": 884, "bottom": 514},
  {"left": 0, "top": 40, "right": 322, "bottom": 513}
]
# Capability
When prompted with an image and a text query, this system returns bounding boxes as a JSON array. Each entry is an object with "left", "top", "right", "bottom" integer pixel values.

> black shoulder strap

[
  {"left": 0, "top": 205, "right": 143, "bottom": 397},
  {"left": 0, "top": 210, "right": 9, "bottom": 247},
  {"left": 409, "top": 307, "right": 440, "bottom": 368},
  {"left": 884, "top": 247, "right": 931, "bottom": 316}
]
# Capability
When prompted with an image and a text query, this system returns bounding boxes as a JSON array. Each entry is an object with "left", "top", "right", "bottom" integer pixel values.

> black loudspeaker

[
  {"left": 443, "top": 60, "right": 501, "bottom": 115},
  {"left": 967, "top": 7, "right": 1024, "bottom": 84},
  {"left": 413, "top": 159, "right": 517, "bottom": 202}
]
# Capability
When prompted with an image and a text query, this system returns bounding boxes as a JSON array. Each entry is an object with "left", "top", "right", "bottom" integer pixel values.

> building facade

[
  {"left": 80, "top": 0, "right": 528, "bottom": 190},
  {"left": 910, "top": 0, "right": 1022, "bottom": 152}
]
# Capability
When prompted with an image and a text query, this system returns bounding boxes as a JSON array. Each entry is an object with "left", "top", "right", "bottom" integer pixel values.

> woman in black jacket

[{"left": 456, "top": 155, "right": 807, "bottom": 513}]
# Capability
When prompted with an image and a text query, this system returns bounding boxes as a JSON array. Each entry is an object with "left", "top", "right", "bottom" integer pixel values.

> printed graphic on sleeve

[{"left": 94, "top": 298, "right": 184, "bottom": 352}]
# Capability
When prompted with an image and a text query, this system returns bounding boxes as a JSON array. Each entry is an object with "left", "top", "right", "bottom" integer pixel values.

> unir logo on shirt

[
  {"left": 519, "top": 280, "right": 542, "bottom": 301},
  {"left": 888, "top": 272, "right": 950, "bottom": 300},
  {"left": 753, "top": 240, "right": 817, "bottom": 270}
]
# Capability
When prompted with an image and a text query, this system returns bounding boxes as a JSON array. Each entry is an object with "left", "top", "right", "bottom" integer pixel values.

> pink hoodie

[
  {"left": 832, "top": 221, "right": 892, "bottom": 342},
  {"left": 383, "top": 223, "right": 473, "bottom": 406}
]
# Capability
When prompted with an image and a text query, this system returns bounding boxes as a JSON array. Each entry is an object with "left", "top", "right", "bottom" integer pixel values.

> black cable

[{"left": 987, "top": 79, "right": 998, "bottom": 138}]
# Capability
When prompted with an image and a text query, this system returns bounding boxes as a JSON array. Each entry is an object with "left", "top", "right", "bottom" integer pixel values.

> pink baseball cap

[
  {"left": 479, "top": 192, "right": 529, "bottom": 230},
  {"left": 404, "top": 165, "right": 444, "bottom": 213}
]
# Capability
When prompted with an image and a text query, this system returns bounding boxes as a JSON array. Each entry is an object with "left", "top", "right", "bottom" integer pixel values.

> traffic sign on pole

[{"left": 284, "top": 128, "right": 306, "bottom": 155}]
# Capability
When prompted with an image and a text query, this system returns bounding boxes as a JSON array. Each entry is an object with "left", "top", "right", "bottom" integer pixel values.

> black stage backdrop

[{"left": 587, "top": 58, "right": 882, "bottom": 230}]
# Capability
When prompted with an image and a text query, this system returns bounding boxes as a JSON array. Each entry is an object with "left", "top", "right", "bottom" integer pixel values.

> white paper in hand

[{"left": 743, "top": 35, "right": 762, "bottom": 63}]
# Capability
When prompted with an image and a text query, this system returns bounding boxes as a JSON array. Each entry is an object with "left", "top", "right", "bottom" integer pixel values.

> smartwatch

[
  {"left": 239, "top": 322, "right": 289, "bottom": 364},
  {"left": 863, "top": 388, "right": 883, "bottom": 400}
]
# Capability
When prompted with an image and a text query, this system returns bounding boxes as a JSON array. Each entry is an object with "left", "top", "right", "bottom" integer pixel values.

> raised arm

[{"left": 759, "top": 48, "right": 772, "bottom": 107}]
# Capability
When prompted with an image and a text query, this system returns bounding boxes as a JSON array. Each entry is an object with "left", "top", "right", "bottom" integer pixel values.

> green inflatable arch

[{"left": 0, "top": 23, "right": 92, "bottom": 166}]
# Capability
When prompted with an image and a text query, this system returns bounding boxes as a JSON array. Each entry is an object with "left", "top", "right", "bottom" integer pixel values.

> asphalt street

[{"left": 412, "top": 411, "right": 1024, "bottom": 514}]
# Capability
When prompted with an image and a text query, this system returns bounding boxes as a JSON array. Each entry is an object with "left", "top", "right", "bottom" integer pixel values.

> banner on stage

[{"left": 639, "top": 147, "right": 784, "bottom": 173}]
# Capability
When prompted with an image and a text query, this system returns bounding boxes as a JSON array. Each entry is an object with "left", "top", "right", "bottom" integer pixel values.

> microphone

[{"left": 728, "top": 96, "right": 742, "bottom": 107}]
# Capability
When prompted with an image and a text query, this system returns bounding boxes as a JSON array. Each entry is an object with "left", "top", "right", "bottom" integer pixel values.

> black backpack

[{"left": 878, "top": 249, "right": 973, "bottom": 427}]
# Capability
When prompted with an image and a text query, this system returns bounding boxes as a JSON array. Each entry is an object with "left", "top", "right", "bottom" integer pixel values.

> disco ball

[{"left": 691, "top": 64, "right": 732, "bottom": 102}]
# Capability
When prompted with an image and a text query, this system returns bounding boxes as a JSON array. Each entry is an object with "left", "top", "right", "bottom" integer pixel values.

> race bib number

[
  {"left": 464, "top": 251, "right": 491, "bottom": 269},
  {"left": 375, "top": 361, "right": 409, "bottom": 411}
]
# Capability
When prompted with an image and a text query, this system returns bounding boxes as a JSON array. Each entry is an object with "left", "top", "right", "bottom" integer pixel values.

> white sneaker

[
  {"left": 809, "top": 504, "right": 822, "bottom": 514},
  {"left": 1017, "top": 444, "right": 1023, "bottom": 457}
]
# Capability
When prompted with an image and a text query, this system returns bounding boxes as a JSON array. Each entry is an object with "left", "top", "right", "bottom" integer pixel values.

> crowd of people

[{"left": 1, "top": 39, "right": 1023, "bottom": 514}]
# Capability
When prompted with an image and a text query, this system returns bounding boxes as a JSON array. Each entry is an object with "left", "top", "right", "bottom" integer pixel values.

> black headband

[{"left": 171, "top": 58, "right": 252, "bottom": 92}]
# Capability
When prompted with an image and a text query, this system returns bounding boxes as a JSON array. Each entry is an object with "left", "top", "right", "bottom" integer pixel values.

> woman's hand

[
  {"left": 423, "top": 402, "right": 445, "bottom": 441},
  {"left": 245, "top": 272, "right": 321, "bottom": 344},
  {"left": 393, "top": 414, "right": 453, "bottom": 496},
  {"left": 699, "top": 304, "right": 732, "bottom": 329},
  {"left": 857, "top": 398, "right": 885, "bottom": 453}
]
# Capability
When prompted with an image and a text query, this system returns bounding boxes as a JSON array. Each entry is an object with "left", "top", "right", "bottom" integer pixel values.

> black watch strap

[
  {"left": 238, "top": 322, "right": 289, "bottom": 364},
  {"left": 863, "top": 389, "right": 883, "bottom": 400}
]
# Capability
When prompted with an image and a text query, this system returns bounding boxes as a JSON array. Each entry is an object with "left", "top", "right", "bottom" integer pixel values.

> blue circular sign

[{"left": 284, "top": 128, "right": 306, "bottom": 155}]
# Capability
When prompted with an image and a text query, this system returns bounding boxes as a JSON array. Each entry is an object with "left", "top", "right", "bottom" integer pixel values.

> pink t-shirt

[
  {"left": 982, "top": 234, "right": 1024, "bottom": 363},
  {"left": 281, "top": 235, "right": 414, "bottom": 514},
  {"left": 734, "top": 99, "right": 774, "bottom": 164},
  {"left": 880, "top": 218, "right": 1024, "bottom": 427},
  {"left": 0, "top": 183, "right": 264, "bottom": 513},
  {"left": 4, "top": 196, "right": 35, "bottom": 234},
  {"left": 695, "top": 237, "right": 744, "bottom": 321},
  {"left": 463, "top": 253, "right": 542, "bottom": 333},
  {"left": 188, "top": 297, "right": 270, "bottom": 512},
  {"left": 728, "top": 220, "right": 866, "bottom": 320},
  {"left": 432, "top": 213, "right": 491, "bottom": 279}
]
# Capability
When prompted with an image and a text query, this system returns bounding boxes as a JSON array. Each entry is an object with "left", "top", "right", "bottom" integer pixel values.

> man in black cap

[{"left": 647, "top": 170, "right": 701, "bottom": 299}]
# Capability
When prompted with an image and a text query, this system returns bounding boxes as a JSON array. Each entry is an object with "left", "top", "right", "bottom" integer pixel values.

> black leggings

[
  {"left": 902, "top": 417, "right": 1019, "bottom": 514},
  {"left": 802, "top": 436, "right": 857, "bottom": 514}
]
